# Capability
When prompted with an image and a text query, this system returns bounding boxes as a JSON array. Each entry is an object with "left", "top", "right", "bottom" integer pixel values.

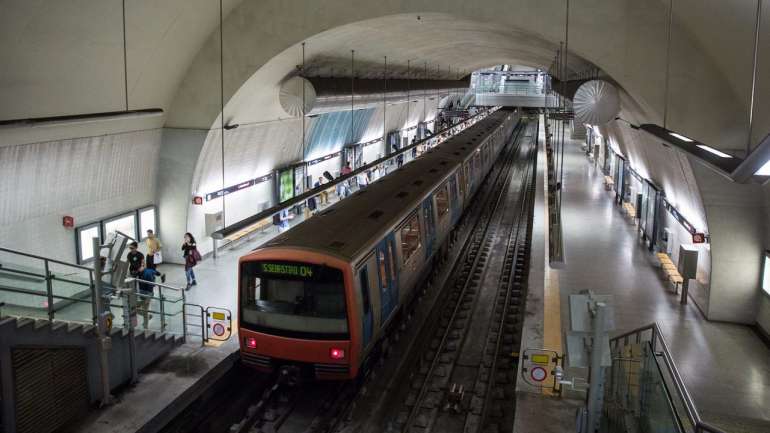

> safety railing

[
  {"left": 0, "top": 245, "right": 230, "bottom": 349},
  {"left": 0, "top": 246, "right": 97, "bottom": 324},
  {"left": 606, "top": 323, "right": 728, "bottom": 433},
  {"left": 474, "top": 83, "right": 545, "bottom": 96},
  {"left": 125, "top": 277, "right": 187, "bottom": 337},
  {"left": 212, "top": 106, "right": 502, "bottom": 240}
]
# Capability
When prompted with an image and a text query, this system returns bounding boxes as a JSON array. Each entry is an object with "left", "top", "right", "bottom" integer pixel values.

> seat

[{"left": 669, "top": 274, "right": 684, "bottom": 293}]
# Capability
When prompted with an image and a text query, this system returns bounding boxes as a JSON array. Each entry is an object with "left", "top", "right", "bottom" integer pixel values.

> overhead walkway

[{"left": 474, "top": 83, "right": 558, "bottom": 107}]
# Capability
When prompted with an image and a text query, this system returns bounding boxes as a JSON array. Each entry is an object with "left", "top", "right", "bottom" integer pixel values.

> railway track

[{"left": 371, "top": 120, "right": 538, "bottom": 433}]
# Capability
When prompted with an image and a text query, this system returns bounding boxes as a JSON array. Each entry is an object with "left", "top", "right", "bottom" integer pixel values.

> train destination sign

[{"left": 260, "top": 262, "right": 314, "bottom": 278}]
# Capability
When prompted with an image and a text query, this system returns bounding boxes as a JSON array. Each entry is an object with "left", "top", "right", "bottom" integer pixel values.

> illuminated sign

[
  {"left": 692, "top": 233, "right": 706, "bottom": 244},
  {"left": 205, "top": 173, "right": 273, "bottom": 201},
  {"left": 260, "top": 263, "right": 314, "bottom": 278},
  {"left": 531, "top": 354, "right": 550, "bottom": 365}
]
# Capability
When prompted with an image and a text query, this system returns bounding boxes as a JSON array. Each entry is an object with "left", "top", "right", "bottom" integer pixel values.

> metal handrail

[
  {"left": 610, "top": 323, "right": 728, "bottom": 433},
  {"left": 0, "top": 246, "right": 94, "bottom": 271},
  {"left": 125, "top": 277, "right": 186, "bottom": 293}
]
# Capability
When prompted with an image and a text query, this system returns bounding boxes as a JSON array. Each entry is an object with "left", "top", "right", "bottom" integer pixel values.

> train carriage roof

[{"left": 257, "top": 109, "right": 514, "bottom": 262}]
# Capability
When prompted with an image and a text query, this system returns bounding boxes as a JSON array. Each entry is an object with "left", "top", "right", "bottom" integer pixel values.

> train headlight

[
  {"left": 329, "top": 348, "right": 345, "bottom": 360},
  {"left": 245, "top": 337, "right": 257, "bottom": 349}
]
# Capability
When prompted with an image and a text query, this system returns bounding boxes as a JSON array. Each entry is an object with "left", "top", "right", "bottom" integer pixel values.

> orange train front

[{"left": 238, "top": 249, "right": 361, "bottom": 380}]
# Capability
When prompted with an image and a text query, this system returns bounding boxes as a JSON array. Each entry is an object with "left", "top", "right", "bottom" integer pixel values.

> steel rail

[
  {"left": 401, "top": 120, "right": 530, "bottom": 432},
  {"left": 478, "top": 135, "right": 537, "bottom": 431}
]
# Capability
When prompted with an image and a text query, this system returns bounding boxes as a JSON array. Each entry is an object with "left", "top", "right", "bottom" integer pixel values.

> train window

[
  {"left": 240, "top": 261, "right": 348, "bottom": 328},
  {"left": 435, "top": 184, "right": 450, "bottom": 219},
  {"left": 359, "top": 267, "right": 371, "bottom": 314},
  {"left": 378, "top": 250, "right": 389, "bottom": 289},
  {"left": 458, "top": 169, "right": 466, "bottom": 198},
  {"left": 400, "top": 213, "right": 422, "bottom": 263}
]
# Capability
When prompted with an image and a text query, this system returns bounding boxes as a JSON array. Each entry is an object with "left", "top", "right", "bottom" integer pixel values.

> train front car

[{"left": 238, "top": 249, "right": 359, "bottom": 380}]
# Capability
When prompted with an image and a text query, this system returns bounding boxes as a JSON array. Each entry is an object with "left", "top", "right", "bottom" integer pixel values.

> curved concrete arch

[
  {"left": 0, "top": 0, "right": 761, "bottom": 323},
  {"left": 172, "top": 2, "right": 767, "bottom": 324}
]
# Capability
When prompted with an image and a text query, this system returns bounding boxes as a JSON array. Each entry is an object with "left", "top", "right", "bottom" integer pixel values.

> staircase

[
  {"left": 602, "top": 324, "right": 729, "bottom": 433},
  {"left": 0, "top": 246, "right": 189, "bottom": 433}
]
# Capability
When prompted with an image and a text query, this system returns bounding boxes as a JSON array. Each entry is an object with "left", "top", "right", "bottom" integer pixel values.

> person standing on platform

[
  {"left": 394, "top": 145, "right": 404, "bottom": 168},
  {"left": 341, "top": 162, "right": 353, "bottom": 176},
  {"left": 357, "top": 164, "right": 369, "bottom": 189},
  {"left": 136, "top": 264, "right": 164, "bottom": 328},
  {"left": 145, "top": 229, "right": 162, "bottom": 269},
  {"left": 181, "top": 232, "right": 200, "bottom": 289},
  {"left": 341, "top": 161, "right": 353, "bottom": 197},
  {"left": 126, "top": 241, "right": 144, "bottom": 277},
  {"left": 315, "top": 176, "right": 328, "bottom": 205}
]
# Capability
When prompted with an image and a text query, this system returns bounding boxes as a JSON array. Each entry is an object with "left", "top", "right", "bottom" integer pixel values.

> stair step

[
  {"left": 67, "top": 323, "right": 83, "bottom": 333},
  {"left": 34, "top": 319, "right": 51, "bottom": 330},
  {"left": 81, "top": 324, "right": 96, "bottom": 335},
  {"left": 51, "top": 321, "right": 69, "bottom": 332},
  {"left": 0, "top": 317, "right": 17, "bottom": 328},
  {"left": 16, "top": 318, "right": 35, "bottom": 329}
]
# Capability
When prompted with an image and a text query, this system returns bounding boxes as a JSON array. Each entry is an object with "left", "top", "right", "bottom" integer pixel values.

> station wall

[
  {"left": 175, "top": 98, "right": 440, "bottom": 260},
  {"left": 758, "top": 296, "right": 770, "bottom": 337},
  {"left": 602, "top": 115, "right": 766, "bottom": 325},
  {"left": 0, "top": 126, "right": 161, "bottom": 263}
]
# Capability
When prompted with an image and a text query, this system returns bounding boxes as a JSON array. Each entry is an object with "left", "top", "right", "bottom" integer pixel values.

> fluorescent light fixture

[
  {"left": 669, "top": 132, "right": 694, "bottom": 142},
  {"left": 696, "top": 144, "right": 732, "bottom": 159},
  {"left": 755, "top": 159, "right": 770, "bottom": 176}
]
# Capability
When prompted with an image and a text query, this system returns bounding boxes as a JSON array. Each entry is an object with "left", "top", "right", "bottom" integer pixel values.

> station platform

[{"left": 516, "top": 118, "right": 770, "bottom": 433}]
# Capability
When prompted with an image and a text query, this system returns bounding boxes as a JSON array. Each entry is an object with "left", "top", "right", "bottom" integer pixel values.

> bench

[
  {"left": 603, "top": 176, "right": 614, "bottom": 191},
  {"left": 222, "top": 217, "right": 273, "bottom": 249},
  {"left": 657, "top": 253, "right": 684, "bottom": 293},
  {"left": 622, "top": 202, "right": 637, "bottom": 222},
  {"left": 668, "top": 274, "right": 684, "bottom": 293}
]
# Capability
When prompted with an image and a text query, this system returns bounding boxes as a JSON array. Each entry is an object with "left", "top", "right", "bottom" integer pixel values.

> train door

[
  {"left": 449, "top": 175, "right": 460, "bottom": 223},
  {"left": 376, "top": 234, "right": 399, "bottom": 323},
  {"left": 422, "top": 199, "right": 436, "bottom": 257},
  {"left": 457, "top": 169, "right": 467, "bottom": 205},
  {"left": 356, "top": 264, "right": 374, "bottom": 348}
]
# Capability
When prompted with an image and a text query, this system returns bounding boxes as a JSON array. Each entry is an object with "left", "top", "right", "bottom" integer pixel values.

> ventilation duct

[
  {"left": 279, "top": 77, "right": 317, "bottom": 117},
  {"left": 573, "top": 80, "right": 620, "bottom": 125},
  {"left": 278, "top": 76, "right": 469, "bottom": 117}
]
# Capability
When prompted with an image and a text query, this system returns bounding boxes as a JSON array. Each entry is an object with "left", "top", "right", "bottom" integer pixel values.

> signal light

[
  {"left": 245, "top": 337, "right": 257, "bottom": 349},
  {"left": 329, "top": 348, "right": 345, "bottom": 360}
]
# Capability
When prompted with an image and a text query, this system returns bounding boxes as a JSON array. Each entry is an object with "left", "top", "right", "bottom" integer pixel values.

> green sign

[
  {"left": 279, "top": 169, "right": 294, "bottom": 203},
  {"left": 260, "top": 262, "right": 314, "bottom": 278}
]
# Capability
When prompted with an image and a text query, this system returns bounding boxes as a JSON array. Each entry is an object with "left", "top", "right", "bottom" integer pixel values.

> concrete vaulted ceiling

[
  {"left": 2, "top": 0, "right": 767, "bottom": 152},
  {"left": 1, "top": 0, "right": 769, "bottom": 325}
]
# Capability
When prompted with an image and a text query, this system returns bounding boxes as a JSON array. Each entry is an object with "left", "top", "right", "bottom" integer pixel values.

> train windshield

[{"left": 240, "top": 261, "right": 348, "bottom": 338}]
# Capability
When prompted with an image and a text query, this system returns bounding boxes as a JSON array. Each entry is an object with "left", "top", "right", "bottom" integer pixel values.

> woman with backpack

[{"left": 182, "top": 232, "right": 201, "bottom": 289}]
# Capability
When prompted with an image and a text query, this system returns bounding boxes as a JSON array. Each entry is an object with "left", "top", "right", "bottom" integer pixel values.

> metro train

[{"left": 238, "top": 109, "right": 521, "bottom": 380}]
